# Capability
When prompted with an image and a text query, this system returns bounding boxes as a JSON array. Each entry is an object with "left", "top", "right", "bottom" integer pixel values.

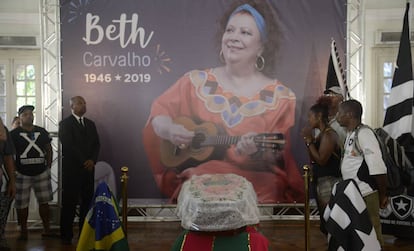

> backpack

[{"left": 353, "top": 124, "right": 408, "bottom": 196}]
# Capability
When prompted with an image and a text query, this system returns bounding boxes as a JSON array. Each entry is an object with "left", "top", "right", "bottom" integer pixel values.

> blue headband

[{"left": 229, "top": 4, "right": 267, "bottom": 42}]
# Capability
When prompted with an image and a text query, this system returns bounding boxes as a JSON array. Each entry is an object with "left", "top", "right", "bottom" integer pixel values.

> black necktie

[{"left": 79, "top": 118, "right": 84, "bottom": 127}]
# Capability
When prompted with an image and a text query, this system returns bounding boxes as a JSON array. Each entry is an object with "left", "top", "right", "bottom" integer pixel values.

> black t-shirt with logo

[{"left": 11, "top": 126, "right": 51, "bottom": 176}]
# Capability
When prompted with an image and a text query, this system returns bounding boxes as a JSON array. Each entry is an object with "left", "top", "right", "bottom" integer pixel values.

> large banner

[
  {"left": 380, "top": 193, "right": 414, "bottom": 238},
  {"left": 60, "top": 0, "right": 346, "bottom": 202}
]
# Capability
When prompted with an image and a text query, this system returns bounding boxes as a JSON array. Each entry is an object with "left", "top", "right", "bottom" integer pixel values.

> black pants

[{"left": 60, "top": 167, "right": 94, "bottom": 240}]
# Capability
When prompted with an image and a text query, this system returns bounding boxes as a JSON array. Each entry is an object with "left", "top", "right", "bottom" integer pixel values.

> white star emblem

[
  {"left": 115, "top": 74, "right": 122, "bottom": 81},
  {"left": 395, "top": 199, "right": 408, "bottom": 211}
]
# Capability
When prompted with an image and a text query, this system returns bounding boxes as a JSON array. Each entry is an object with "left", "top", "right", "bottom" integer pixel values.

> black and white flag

[
  {"left": 383, "top": 2, "right": 414, "bottom": 149},
  {"left": 323, "top": 179, "right": 381, "bottom": 251},
  {"left": 325, "top": 39, "right": 350, "bottom": 99}
]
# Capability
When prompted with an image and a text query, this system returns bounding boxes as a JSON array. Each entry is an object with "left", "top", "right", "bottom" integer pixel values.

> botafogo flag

[
  {"left": 383, "top": 2, "right": 414, "bottom": 149},
  {"left": 325, "top": 39, "right": 350, "bottom": 100}
]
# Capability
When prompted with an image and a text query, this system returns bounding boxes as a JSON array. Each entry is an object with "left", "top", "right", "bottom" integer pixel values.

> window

[
  {"left": 0, "top": 50, "right": 40, "bottom": 127},
  {"left": 0, "top": 50, "right": 40, "bottom": 221},
  {"left": 382, "top": 61, "right": 394, "bottom": 117},
  {"left": 373, "top": 46, "right": 414, "bottom": 128},
  {"left": 15, "top": 63, "right": 37, "bottom": 120}
]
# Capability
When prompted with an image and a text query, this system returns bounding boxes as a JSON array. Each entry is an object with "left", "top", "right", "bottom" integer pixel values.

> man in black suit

[{"left": 58, "top": 96, "right": 100, "bottom": 245}]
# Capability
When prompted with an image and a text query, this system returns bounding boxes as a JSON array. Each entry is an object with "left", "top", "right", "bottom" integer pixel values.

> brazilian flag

[{"left": 76, "top": 182, "right": 129, "bottom": 251}]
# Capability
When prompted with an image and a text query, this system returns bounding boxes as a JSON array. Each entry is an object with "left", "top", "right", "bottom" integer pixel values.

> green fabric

[
  {"left": 170, "top": 230, "right": 187, "bottom": 251},
  {"left": 364, "top": 191, "right": 384, "bottom": 246},
  {"left": 214, "top": 232, "right": 250, "bottom": 251},
  {"left": 109, "top": 238, "right": 130, "bottom": 251}
]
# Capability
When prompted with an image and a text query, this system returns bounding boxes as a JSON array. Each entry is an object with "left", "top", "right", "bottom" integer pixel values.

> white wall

[{"left": 0, "top": 0, "right": 40, "bottom": 37}]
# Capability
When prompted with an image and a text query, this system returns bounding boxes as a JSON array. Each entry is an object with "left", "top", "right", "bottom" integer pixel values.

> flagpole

[
  {"left": 121, "top": 166, "right": 129, "bottom": 236},
  {"left": 303, "top": 165, "right": 311, "bottom": 251}
]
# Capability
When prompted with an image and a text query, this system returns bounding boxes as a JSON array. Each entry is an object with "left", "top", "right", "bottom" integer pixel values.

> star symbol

[
  {"left": 115, "top": 74, "right": 122, "bottom": 81},
  {"left": 395, "top": 199, "right": 408, "bottom": 211}
]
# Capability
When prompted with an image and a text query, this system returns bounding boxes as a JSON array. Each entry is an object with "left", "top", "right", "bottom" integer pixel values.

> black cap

[{"left": 18, "top": 105, "right": 35, "bottom": 115}]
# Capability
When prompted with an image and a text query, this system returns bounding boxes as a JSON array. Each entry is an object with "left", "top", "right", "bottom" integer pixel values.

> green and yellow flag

[{"left": 77, "top": 182, "right": 129, "bottom": 251}]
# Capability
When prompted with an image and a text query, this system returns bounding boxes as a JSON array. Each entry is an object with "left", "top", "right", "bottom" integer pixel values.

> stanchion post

[
  {"left": 120, "top": 166, "right": 129, "bottom": 236},
  {"left": 303, "top": 165, "right": 311, "bottom": 251}
]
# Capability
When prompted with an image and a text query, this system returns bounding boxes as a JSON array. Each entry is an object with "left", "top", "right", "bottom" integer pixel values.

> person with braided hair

[{"left": 301, "top": 96, "right": 342, "bottom": 234}]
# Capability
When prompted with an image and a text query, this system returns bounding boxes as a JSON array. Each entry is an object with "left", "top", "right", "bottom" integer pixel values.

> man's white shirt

[{"left": 341, "top": 127, "right": 387, "bottom": 196}]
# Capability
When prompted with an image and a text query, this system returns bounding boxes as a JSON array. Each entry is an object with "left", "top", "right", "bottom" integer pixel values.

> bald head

[{"left": 70, "top": 96, "right": 87, "bottom": 117}]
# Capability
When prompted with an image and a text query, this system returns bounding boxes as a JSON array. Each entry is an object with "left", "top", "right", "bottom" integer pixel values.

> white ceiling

[
  {"left": 365, "top": 0, "right": 411, "bottom": 9},
  {"left": 0, "top": 0, "right": 39, "bottom": 26},
  {"left": 0, "top": 0, "right": 39, "bottom": 13}
]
